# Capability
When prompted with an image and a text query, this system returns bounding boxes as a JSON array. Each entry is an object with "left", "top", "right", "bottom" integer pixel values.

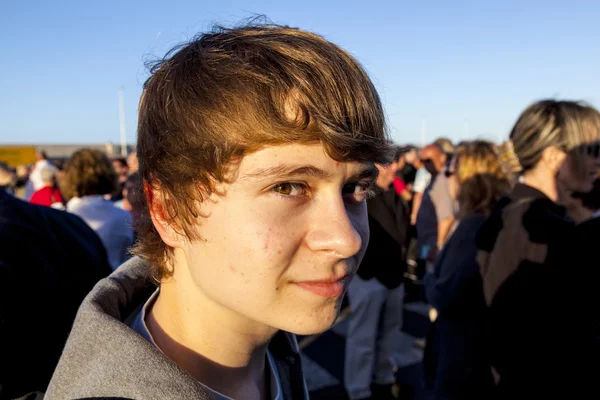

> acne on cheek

[{"left": 261, "top": 228, "right": 283, "bottom": 254}]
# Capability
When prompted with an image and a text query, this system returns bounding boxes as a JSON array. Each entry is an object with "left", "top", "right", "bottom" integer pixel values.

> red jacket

[{"left": 30, "top": 186, "right": 64, "bottom": 207}]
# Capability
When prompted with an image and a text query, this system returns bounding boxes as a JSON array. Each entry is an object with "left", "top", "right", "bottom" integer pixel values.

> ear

[
  {"left": 541, "top": 146, "right": 567, "bottom": 174},
  {"left": 144, "top": 181, "right": 185, "bottom": 248}
]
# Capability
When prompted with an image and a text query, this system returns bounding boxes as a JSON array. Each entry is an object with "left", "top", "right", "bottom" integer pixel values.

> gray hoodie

[{"left": 45, "top": 257, "right": 309, "bottom": 399}]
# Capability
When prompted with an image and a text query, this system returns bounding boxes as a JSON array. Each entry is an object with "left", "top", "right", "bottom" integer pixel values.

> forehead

[{"left": 237, "top": 143, "right": 373, "bottom": 178}]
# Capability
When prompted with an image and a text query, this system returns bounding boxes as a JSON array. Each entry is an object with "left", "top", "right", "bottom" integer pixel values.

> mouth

[{"left": 293, "top": 275, "right": 350, "bottom": 298}]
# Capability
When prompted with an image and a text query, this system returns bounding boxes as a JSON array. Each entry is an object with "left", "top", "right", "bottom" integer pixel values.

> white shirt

[
  {"left": 126, "top": 289, "right": 283, "bottom": 400},
  {"left": 67, "top": 195, "right": 133, "bottom": 270},
  {"left": 413, "top": 167, "right": 432, "bottom": 194}
]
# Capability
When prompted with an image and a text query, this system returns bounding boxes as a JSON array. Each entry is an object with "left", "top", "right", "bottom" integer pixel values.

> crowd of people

[{"left": 1, "top": 23, "right": 599, "bottom": 400}]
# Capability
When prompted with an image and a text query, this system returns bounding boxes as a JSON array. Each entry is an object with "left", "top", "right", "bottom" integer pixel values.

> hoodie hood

[{"left": 45, "top": 257, "right": 308, "bottom": 400}]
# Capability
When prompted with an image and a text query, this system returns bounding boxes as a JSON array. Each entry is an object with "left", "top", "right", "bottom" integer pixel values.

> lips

[{"left": 294, "top": 275, "right": 350, "bottom": 297}]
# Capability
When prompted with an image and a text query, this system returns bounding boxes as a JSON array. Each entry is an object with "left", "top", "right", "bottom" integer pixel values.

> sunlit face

[
  {"left": 112, "top": 160, "right": 127, "bottom": 177},
  {"left": 404, "top": 149, "right": 418, "bottom": 165},
  {"left": 420, "top": 146, "right": 446, "bottom": 176},
  {"left": 180, "top": 144, "right": 376, "bottom": 335},
  {"left": 558, "top": 142, "right": 600, "bottom": 193}
]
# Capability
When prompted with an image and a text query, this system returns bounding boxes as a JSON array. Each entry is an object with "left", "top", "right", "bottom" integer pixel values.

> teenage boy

[{"left": 46, "top": 23, "right": 390, "bottom": 399}]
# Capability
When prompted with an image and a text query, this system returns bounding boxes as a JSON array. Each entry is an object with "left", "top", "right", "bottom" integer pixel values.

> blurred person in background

[
  {"left": 0, "top": 178, "right": 111, "bottom": 399},
  {"left": 25, "top": 149, "right": 56, "bottom": 200},
  {"left": 477, "top": 100, "right": 600, "bottom": 398},
  {"left": 414, "top": 143, "right": 447, "bottom": 276},
  {"left": 397, "top": 145, "right": 418, "bottom": 188},
  {"left": 114, "top": 172, "right": 142, "bottom": 248},
  {"left": 127, "top": 151, "right": 138, "bottom": 175},
  {"left": 111, "top": 157, "right": 129, "bottom": 202},
  {"left": 13, "top": 165, "right": 30, "bottom": 199},
  {"left": 434, "top": 137, "right": 455, "bottom": 159},
  {"left": 392, "top": 147, "right": 414, "bottom": 202},
  {"left": 424, "top": 141, "right": 509, "bottom": 399},
  {"left": 59, "top": 148, "right": 133, "bottom": 270},
  {"left": 410, "top": 152, "right": 431, "bottom": 226},
  {"left": 112, "top": 157, "right": 129, "bottom": 184},
  {"left": 345, "top": 155, "right": 410, "bottom": 400},
  {"left": 0, "top": 163, "right": 15, "bottom": 194},
  {"left": 428, "top": 139, "right": 459, "bottom": 251},
  {"left": 29, "top": 166, "right": 64, "bottom": 208}
]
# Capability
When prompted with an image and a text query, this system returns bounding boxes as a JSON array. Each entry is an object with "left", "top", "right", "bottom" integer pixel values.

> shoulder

[{"left": 0, "top": 191, "right": 109, "bottom": 269}]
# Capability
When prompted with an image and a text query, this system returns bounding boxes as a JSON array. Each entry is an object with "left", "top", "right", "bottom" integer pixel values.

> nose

[{"left": 304, "top": 196, "right": 365, "bottom": 259}]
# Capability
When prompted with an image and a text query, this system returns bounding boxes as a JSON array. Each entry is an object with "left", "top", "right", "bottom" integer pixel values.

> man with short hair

[
  {"left": 47, "top": 23, "right": 390, "bottom": 399},
  {"left": 415, "top": 144, "right": 448, "bottom": 271}
]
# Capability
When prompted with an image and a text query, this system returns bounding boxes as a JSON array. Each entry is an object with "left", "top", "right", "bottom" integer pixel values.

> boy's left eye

[{"left": 272, "top": 182, "right": 307, "bottom": 196}]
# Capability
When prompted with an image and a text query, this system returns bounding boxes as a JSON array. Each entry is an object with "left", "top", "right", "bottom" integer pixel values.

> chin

[{"left": 282, "top": 305, "right": 342, "bottom": 336}]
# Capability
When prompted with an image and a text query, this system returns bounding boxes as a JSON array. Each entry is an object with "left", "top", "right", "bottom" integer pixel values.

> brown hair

[
  {"left": 500, "top": 100, "right": 600, "bottom": 180},
  {"left": 59, "top": 149, "right": 118, "bottom": 201},
  {"left": 455, "top": 141, "right": 510, "bottom": 218},
  {"left": 133, "top": 23, "right": 391, "bottom": 280}
]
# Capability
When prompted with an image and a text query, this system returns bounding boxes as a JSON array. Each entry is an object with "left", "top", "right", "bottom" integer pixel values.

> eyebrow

[{"left": 243, "top": 163, "right": 378, "bottom": 182}]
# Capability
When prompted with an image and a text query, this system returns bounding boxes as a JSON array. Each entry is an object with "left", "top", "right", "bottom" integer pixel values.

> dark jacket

[
  {"left": 476, "top": 183, "right": 597, "bottom": 398},
  {"left": 0, "top": 189, "right": 111, "bottom": 400},
  {"left": 358, "top": 186, "right": 409, "bottom": 289},
  {"left": 45, "top": 257, "right": 309, "bottom": 400},
  {"left": 577, "top": 216, "right": 600, "bottom": 344},
  {"left": 424, "top": 214, "right": 493, "bottom": 400}
]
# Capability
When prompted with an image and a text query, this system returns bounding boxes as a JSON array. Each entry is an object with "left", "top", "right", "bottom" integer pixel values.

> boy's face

[{"left": 179, "top": 143, "right": 376, "bottom": 335}]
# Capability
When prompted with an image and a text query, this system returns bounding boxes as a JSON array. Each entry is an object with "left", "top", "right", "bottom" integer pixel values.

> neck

[
  {"left": 376, "top": 181, "right": 392, "bottom": 190},
  {"left": 147, "top": 251, "right": 277, "bottom": 399},
  {"left": 521, "top": 168, "right": 559, "bottom": 203}
]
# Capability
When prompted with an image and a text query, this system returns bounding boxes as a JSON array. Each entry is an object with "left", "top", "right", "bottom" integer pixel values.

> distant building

[{"left": 0, "top": 143, "right": 135, "bottom": 165}]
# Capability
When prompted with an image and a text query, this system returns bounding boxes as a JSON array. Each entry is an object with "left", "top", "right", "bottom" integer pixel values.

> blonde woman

[
  {"left": 477, "top": 100, "right": 600, "bottom": 398},
  {"left": 424, "top": 141, "right": 509, "bottom": 400}
]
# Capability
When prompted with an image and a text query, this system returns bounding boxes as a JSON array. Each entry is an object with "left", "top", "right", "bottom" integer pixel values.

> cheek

[{"left": 239, "top": 210, "right": 306, "bottom": 276}]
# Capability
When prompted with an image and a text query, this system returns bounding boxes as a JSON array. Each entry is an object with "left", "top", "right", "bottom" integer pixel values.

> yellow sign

[{"left": 0, "top": 147, "right": 37, "bottom": 167}]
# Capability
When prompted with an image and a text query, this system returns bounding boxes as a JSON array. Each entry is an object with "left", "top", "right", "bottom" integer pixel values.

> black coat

[
  {"left": 476, "top": 184, "right": 597, "bottom": 398},
  {"left": 423, "top": 214, "right": 493, "bottom": 400},
  {"left": 0, "top": 189, "right": 112, "bottom": 399}
]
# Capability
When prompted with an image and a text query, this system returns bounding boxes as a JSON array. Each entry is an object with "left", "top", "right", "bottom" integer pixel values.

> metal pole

[{"left": 118, "top": 87, "right": 127, "bottom": 157}]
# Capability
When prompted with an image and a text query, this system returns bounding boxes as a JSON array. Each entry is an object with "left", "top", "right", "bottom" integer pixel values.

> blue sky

[{"left": 1, "top": 0, "right": 599, "bottom": 146}]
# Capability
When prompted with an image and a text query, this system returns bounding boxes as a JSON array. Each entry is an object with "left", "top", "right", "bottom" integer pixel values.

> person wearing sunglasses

[{"left": 477, "top": 100, "right": 600, "bottom": 399}]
